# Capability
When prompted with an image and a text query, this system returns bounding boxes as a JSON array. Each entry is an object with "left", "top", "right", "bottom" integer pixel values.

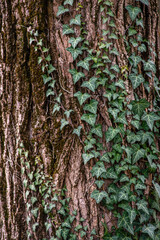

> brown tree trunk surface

[{"left": 0, "top": 0, "right": 159, "bottom": 239}]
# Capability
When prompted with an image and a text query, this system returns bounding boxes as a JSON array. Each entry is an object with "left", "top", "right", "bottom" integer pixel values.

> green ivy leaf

[
  {"left": 116, "top": 112, "right": 128, "bottom": 125},
  {"left": 109, "top": 33, "right": 118, "bottom": 40},
  {"left": 95, "top": 180, "right": 104, "bottom": 189},
  {"left": 143, "top": 60, "right": 156, "bottom": 73},
  {"left": 136, "top": 199, "right": 149, "bottom": 215},
  {"left": 81, "top": 113, "right": 97, "bottom": 126},
  {"left": 82, "top": 153, "right": 94, "bottom": 164},
  {"left": 63, "top": 24, "right": 75, "bottom": 35},
  {"left": 125, "top": 5, "right": 141, "bottom": 21},
  {"left": 57, "top": 6, "right": 69, "bottom": 16},
  {"left": 81, "top": 77, "right": 97, "bottom": 92},
  {"left": 110, "top": 64, "right": 120, "bottom": 73},
  {"left": 91, "top": 162, "right": 107, "bottom": 178},
  {"left": 105, "top": 127, "right": 120, "bottom": 142},
  {"left": 69, "top": 37, "right": 83, "bottom": 48},
  {"left": 62, "top": 228, "right": 70, "bottom": 240},
  {"left": 138, "top": 44, "right": 147, "bottom": 52},
  {"left": 129, "top": 74, "right": 145, "bottom": 89},
  {"left": 91, "top": 124, "right": 102, "bottom": 138},
  {"left": 130, "top": 38, "right": 138, "bottom": 47},
  {"left": 131, "top": 120, "right": 140, "bottom": 129},
  {"left": 100, "top": 153, "right": 110, "bottom": 163},
  {"left": 128, "top": 209, "right": 137, "bottom": 224},
  {"left": 118, "top": 190, "right": 129, "bottom": 202},
  {"left": 110, "top": 47, "right": 119, "bottom": 55},
  {"left": 136, "top": 18, "right": 144, "bottom": 28},
  {"left": 136, "top": 0, "right": 149, "bottom": 6},
  {"left": 70, "top": 14, "right": 81, "bottom": 25},
  {"left": 53, "top": 104, "right": 60, "bottom": 114},
  {"left": 153, "top": 183, "right": 160, "bottom": 198},
  {"left": 129, "top": 54, "right": 142, "bottom": 67},
  {"left": 131, "top": 99, "right": 150, "bottom": 117},
  {"left": 132, "top": 145, "right": 145, "bottom": 163},
  {"left": 64, "top": 109, "right": 73, "bottom": 118},
  {"left": 69, "top": 69, "right": 85, "bottom": 84},
  {"left": 60, "top": 119, "right": 69, "bottom": 130},
  {"left": 64, "top": 0, "right": 74, "bottom": 6},
  {"left": 106, "top": 167, "right": 118, "bottom": 179},
  {"left": 31, "top": 207, "right": 39, "bottom": 218},
  {"left": 67, "top": 47, "right": 83, "bottom": 60},
  {"left": 42, "top": 75, "right": 52, "bottom": 84},
  {"left": 118, "top": 212, "right": 134, "bottom": 235},
  {"left": 74, "top": 91, "right": 90, "bottom": 105},
  {"left": 77, "top": 59, "right": 90, "bottom": 71},
  {"left": 108, "top": 108, "right": 120, "bottom": 119},
  {"left": 73, "top": 126, "right": 82, "bottom": 137},
  {"left": 141, "top": 112, "right": 160, "bottom": 130},
  {"left": 142, "top": 224, "right": 156, "bottom": 239},
  {"left": 46, "top": 88, "right": 54, "bottom": 97},
  {"left": 32, "top": 222, "right": 39, "bottom": 232},
  {"left": 128, "top": 28, "right": 137, "bottom": 36},
  {"left": 91, "top": 190, "right": 108, "bottom": 204},
  {"left": 83, "top": 99, "right": 98, "bottom": 114}
]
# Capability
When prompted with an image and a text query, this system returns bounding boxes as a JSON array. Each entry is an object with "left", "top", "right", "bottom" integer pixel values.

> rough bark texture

[{"left": 0, "top": 0, "right": 159, "bottom": 239}]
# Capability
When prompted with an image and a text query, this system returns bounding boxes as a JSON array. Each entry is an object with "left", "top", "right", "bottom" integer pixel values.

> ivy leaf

[
  {"left": 143, "top": 60, "right": 156, "bottom": 73},
  {"left": 109, "top": 33, "right": 118, "bottom": 40},
  {"left": 60, "top": 119, "right": 69, "bottom": 130},
  {"left": 136, "top": 18, "right": 144, "bottom": 28},
  {"left": 129, "top": 74, "right": 145, "bottom": 89},
  {"left": 110, "top": 47, "right": 119, "bottom": 55},
  {"left": 125, "top": 5, "right": 141, "bottom": 21},
  {"left": 69, "top": 37, "right": 83, "bottom": 48},
  {"left": 131, "top": 120, "right": 140, "bottom": 129},
  {"left": 46, "top": 88, "right": 54, "bottom": 97},
  {"left": 57, "top": 6, "right": 69, "bottom": 16},
  {"left": 63, "top": 24, "right": 75, "bottom": 35},
  {"left": 91, "top": 162, "right": 107, "bottom": 178},
  {"left": 153, "top": 183, "right": 160, "bottom": 198},
  {"left": 136, "top": 200, "right": 149, "bottom": 215},
  {"left": 74, "top": 91, "right": 90, "bottom": 105},
  {"left": 91, "top": 190, "right": 108, "bottom": 204},
  {"left": 31, "top": 208, "right": 39, "bottom": 218},
  {"left": 95, "top": 180, "right": 104, "bottom": 189},
  {"left": 100, "top": 153, "right": 110, "bottom": 163},
  {"left": 105, "top": 127, "right": 120, "bottom": 142},
  {"left": 138, "top": 44, "right": 147, "bottom": 52},
  {"left": 42, "top": 75, "right": 52, "bottom": 84},
  {"left": 67, "top": 47, "right": 83, "bottom": 60},
  {"left": 142, "top": 224, "right": 156, "bottom": 239},
  {"left": 132, "top": 145, "right": 145, "bottom": 164},
  {"left": 62, "top": 228, "right": 70, "bottom": 240},
  {"left": 108, "top": 108, "right": 120, "bottom": 119},
  {"left": 82, "top": 153, "right": 94, "bottom": 164},
  {"left": 131, "top": 99, "right": 150, "bottom": 117},
  {"left": 73, "top": 126, "right": 82, "bottom": 137},
  {"left": 48, "top": 64, "right": 56, "bottom": 74},
  {"left": 64, "top": 0, "right": 74, "bottom": 6},
  {"left": 136, "top": 0, "right": 149, "bottom": 6},
  {"left": 130, "top": 38, "right": 138, "bottom": 47},
  {"left": 116, "top": 112, "right": 128, "bottom": 125},
  {"left": 110, "top": 64, "right": 120, "bottom": 73},
  {"left": 81, "top": 77, "right": 97, "bottom": 92},
  {"left": 128, "top": 28, "right": 137, "bottom": 36},
  {"left": 118, "top": 212, "right": 134, "bottom": 235},
  {"left": 106, "top": 167, "right": 118, "bottom": 180},
  {"left": 64, "top": 109, "right": 73, "bottom": 118},
  {"left": 129, "top": 54, "right": 142, "bottom": 67},
  {"left": 77, "top": 59, "right": 90, "bottom": 71},
  {"left": 115, "top": 80, "right": 125, "bottom": 90},
  {"left": 53, "top": 104, "right": 60, "bottom": 114},
  {"left": 91, "top": 124, "right": 102, "bottom": 138},
  {"left": 141, "top": 112, "right": 160, "bottom": 130},
  {"left": 118, "top": 190, "right": 129, "bottom": 202},
  {"left": 70, "top": 14, "right": 81, "bottom": 25},
  {"left": 81, "top": 113, "right": 97, "bottom": 126},
  {"left": 129, "top": 209, "right": 137, "bottom": 224},
  {"left": 69, "top": 69, "right": 85, "bottom": 84},
  {"left": 83, "top": 99, "right": 98, "bottom": 114}
]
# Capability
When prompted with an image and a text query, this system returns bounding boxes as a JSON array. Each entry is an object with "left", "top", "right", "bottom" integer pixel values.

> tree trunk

[{"left": 0, "top": 0, "right": 159, "bottom": 239}]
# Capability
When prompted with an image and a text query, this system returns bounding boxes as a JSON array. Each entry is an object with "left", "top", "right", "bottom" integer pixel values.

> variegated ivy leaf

[
  {"left": 69, "top": 69, "right": 85, "bottom": 84},
  {"left": 82, "top": 153, "right": 94, "bottom": 164},
  {"left": 81, "top": 77, "right": 97, "bottom": 92},
  {"left": 105, "top": 127, "right": 120, "bottom": 142},
  {"left": 138, "top": 44, "right": 147, "bottom": 52},
  {"left": 73, "top": 126, "right": 82, "bottom": 137},
  {"left": 146, "top": 112, "right": 160, "bottom": 130},
  {"left": 115, "top": 80, "right": 125, "bottom": 89},
  {"left": 129, "top": 73, "right": 145, "bottom": 89},
  {"left": 92, "top": 165, "right": 107, "bottom": 179},
  {"left": 127, "top": 132, "right": 141, "bottom": 144},
  {"left": 81, "top": 113, "right": 97, "bottom": 126},
  {"left": 91, "top": 190, "right": 108, "bottom": 204},
  {"left": 100, "top": 153, "right": 110, "bottom": 163},
  {"left": 46, "top": 88, "right": 54, "bottom": 97},
  {"left": 131, "top": 120, "right": 140, "bottom": 129},
  {"left": 142, "top": 224, "right": 156, "bottom": 239},
  {"left": 95, "top": 180, "right": 104, "bottom": 189},
  {"left": 130, "top": 38, "right": 138, "bottom": 47},
  {"left": 110, "top": 64, "right": 120, "bottom": 73},
  {"left": 60, "top": 119, "right": 69, "bottom": 130},
  {"left": 119, "top": 174, "right": 130, "bottom": 183},
  {"left": 136, "top": 0, "right": 149, "bottom": 6},
  {"left": 91, "top": 124, "right": 102, "bottom": 138},
  {"left": 64, "top": 109, "right": 73, "bottom": 118},
  {"left": 128, "top": 28, "right": 137, "bottom": 36},
  {"left": 64, "top": 0, "right": 74, "bottom": 6},
  {"left": 57, "top": 6, "right": 69, "bottom": 16},
  {"left": 129, "top": 54, "right": 142, "bottom": 67},
  {"left": 118, "top": 212, "right": 134, "bottom": 235},
  {"left": 53, "top": 104, "right": 60, "bottom": 114},
  {"left": 69, "top": 37, "right": 83, "bottom": 48},
  {"left": 74, "top": 91, "right": 90, "bottom": 105},
  {"left": 136, "top": 18, "right": 144, "bottom": 28},
  {"left": 70, "top": 14, "right": 81, "bottom": 26},
  {"left": 136, "top": 199, "right": 149, "bottom": 215},
  {"left": 115, "top": 112, "right": 128, "bottom": 125},
  {"left": 77, "top": 58, "right": 90, "bottom": 71},
  {"left": 128, "top": 209, "right": 137, "bottom": 224},
  {"left": 131, "top": 98, "right": 150, "bottom": 117},
  {"left": 83, "top": 99, "right": 98, "bottom": 114},
  {"left": 67, "top": 47, "right": 83, "bottom": 60},
  {"left": 143, "top": 60, "right": 156, "bottom": 73},
  {"left": 106, "top": 167, "right": 118, "bottom": 179},
  {"left": 42, "top": 75, "right": 52, "bottom": 84},
  {"left": 125, "top": 5, "right": 141, "bottom": 21},
  {"left": 63, "top": 24, "right": 75, "bottom": 35},
  {"left": 118, "top": 190, "right": 129, "bottom": 202},
  {"left": 108, "top": 108, "right": 120, "bottom": 119}
]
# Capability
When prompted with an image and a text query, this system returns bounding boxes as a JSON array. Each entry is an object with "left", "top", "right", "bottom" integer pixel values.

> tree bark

[{"left": 0, "top": 0, "right": 159, "bottom": 239}]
